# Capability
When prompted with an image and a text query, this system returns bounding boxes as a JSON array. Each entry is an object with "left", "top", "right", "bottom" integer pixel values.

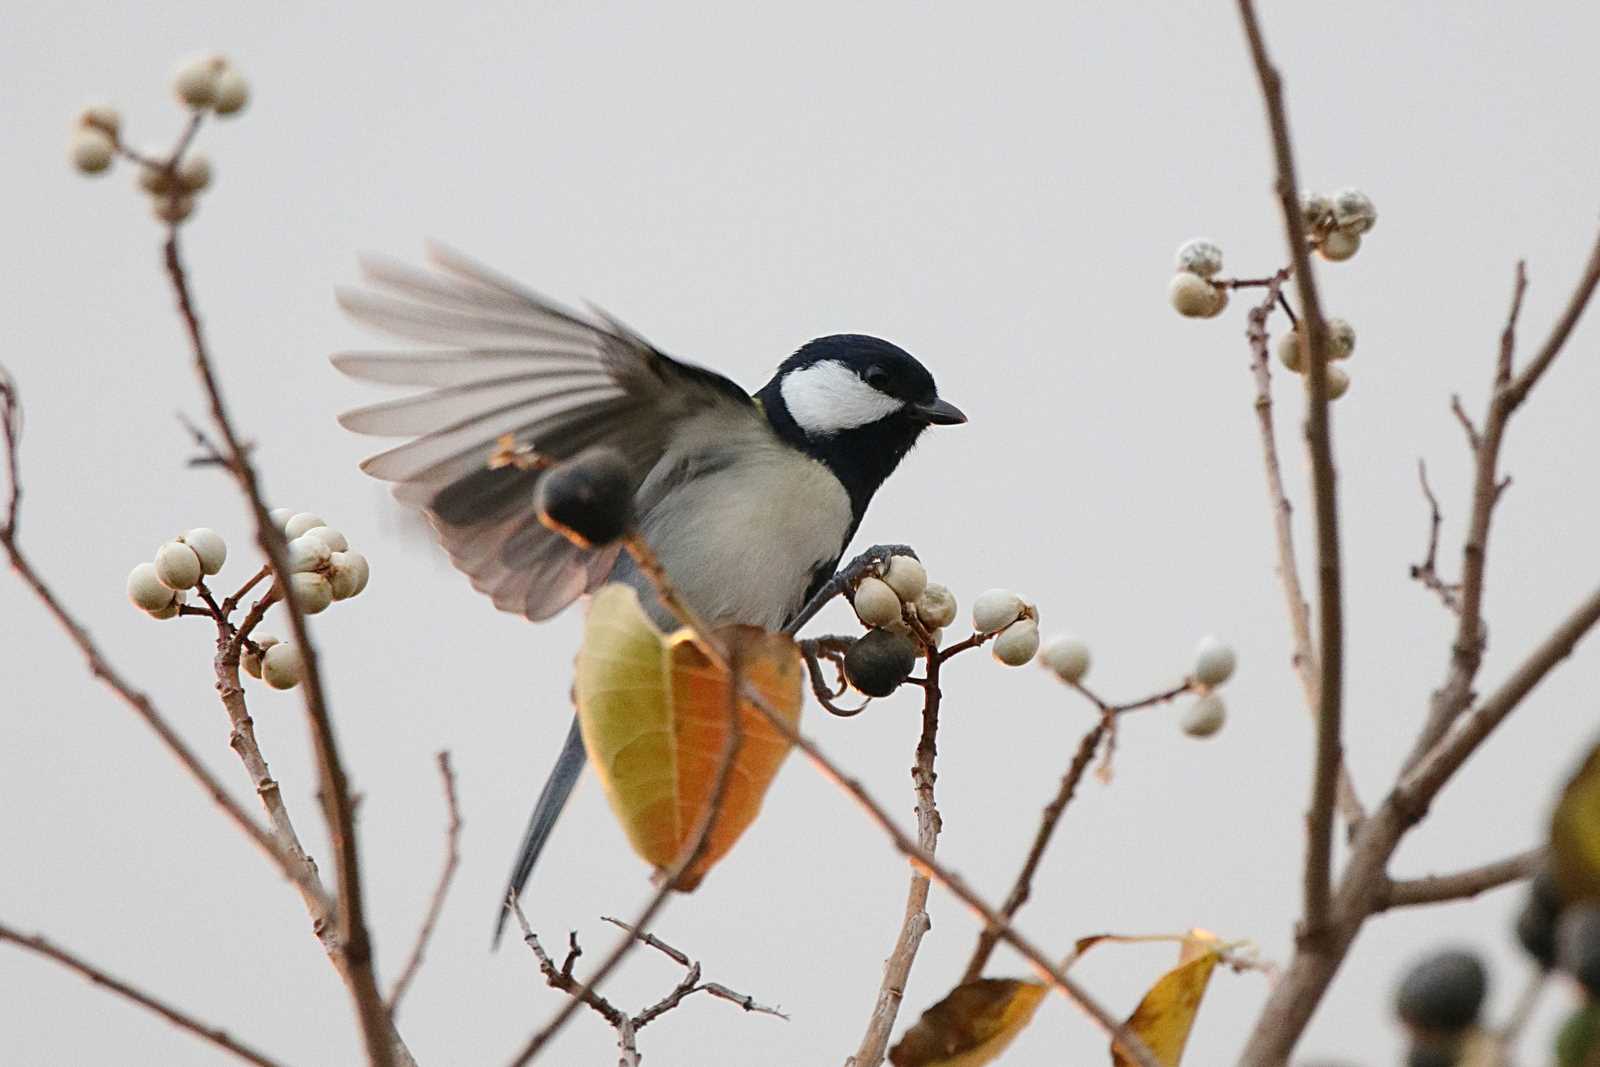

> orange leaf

[
  {"left": 574, "top": 584, "right": 803, "bottom": 890},
  {"left": 889, "top": 978, "right": 1048, "bottom": 1067}
]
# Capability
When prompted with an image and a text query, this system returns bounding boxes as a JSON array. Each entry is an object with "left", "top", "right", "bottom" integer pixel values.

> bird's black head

[{"left": 756, "top": 334, "right": 965, "bottom": 521}]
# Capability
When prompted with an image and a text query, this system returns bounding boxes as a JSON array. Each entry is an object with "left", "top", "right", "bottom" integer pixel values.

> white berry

[
  {"left": 972, "top": 589, "right": 1024, "bottom": 633},
  {"left": 1325, "top": 364, "right": 1351, "bottom": 400},
  {"left": 853, "top": 576, "right": 903, "bottom": 628},
  {"left": 1326, "top": 318, "right": 1356, "bottom": 360},
  {"left": 242, "top": 635, "right": 279, "bottom": 679},
  {"left": 329, "top": 551, "right": 369, "bottom": 600},
  {"left": 1332, "top": 187, "right": 1377, "bottom": 235},
  {"left": 1174, "top": 239, "right": 1224, "bottom": 279},
  {"left": 1040, "top": 634, "right": 1091, "bottom": 683},
  {"left": 992, "top": 619, "right": 1040, "bottom": 667},
  {"left": 289, "top": 572, "right": 333, "bottom": 615},
  {"left": 137, "top": 163, "right": 174, "bottom": 194},
  {"left": 154, "top": 541, "right": 202, "bottom": 590},
  {"left": 153, "top": 194, "right": 195, "bottom": 224},
  {"left": 882, "top": 555, "right": 928, "bottom": 602},
  {"left": 147, "top": 588, "right": 187, "bottom": 620},
  {"left": 70, "top": 129, "right": 114, "bottom": 174},
  {"left": 1318, "top": 230, "right": 1361, "bottom": 262},
  {"left": 1169, "top": 272, "right": 1226, "bottom": 319},
  {"left": 913, "top": 584, "right": 958, "bottom": 629},
  {"left": 212, "top": 67, "right": 250, "bottom": 115},
  {"left": 302, "top": 526, "right": 348, "bottom": 553},
  {"left": 1192, "top": 635, "right": 1237, "bottom": 687},
  {"left": 181, "top": 527, "right": 227, "bottom": 575},
  {"left": 127, "top": 562, "right": 176, "bottom": 611},
  {"left": 287, "top": 534, "right": 329, "bottom": 573},
  {"left": 269, "top": 507, "right": 294, "bottom": 531},
  {"left": 262, "top": 642, "right": 304, "bottom": 690},
  {"left": 1277, "top": 332, "right": 1304, "bottom": 374},
  {"left": 1300, "top": 191, "right": 1333, "bottom": 229},
  {"left": 1181, "top": 693, "right": 1227, "bottom": 738},
  {"left": 283, "top": 512, "right": 326, "bottom": 539},
  {"left": 173, "top": 55, "right": 223, "bottom": 108},
  {"left": 175, "top": 153, "right": 212, "bottom": 192},
  {"left": 78, "top": 103, "right": 121, "bottom": 136}
]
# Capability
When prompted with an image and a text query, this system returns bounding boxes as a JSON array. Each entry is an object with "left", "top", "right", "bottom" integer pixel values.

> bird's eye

[{"left": 864, "top": 366, "right": 890, "bottom": 390}]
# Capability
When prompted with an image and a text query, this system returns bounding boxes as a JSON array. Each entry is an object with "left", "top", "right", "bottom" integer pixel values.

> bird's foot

[{"left": 784, "top": 543, "right": 917, "bottom": 634}]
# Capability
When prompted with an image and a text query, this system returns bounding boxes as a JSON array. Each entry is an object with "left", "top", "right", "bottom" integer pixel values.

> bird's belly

[{"left": 637, "top": 452, "right": 852, "bottom": 631}]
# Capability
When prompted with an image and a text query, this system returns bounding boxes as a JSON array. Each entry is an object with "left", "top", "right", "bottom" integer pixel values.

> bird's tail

[{"left": 492, "top": 716, "right": 588, "bottom": 947}]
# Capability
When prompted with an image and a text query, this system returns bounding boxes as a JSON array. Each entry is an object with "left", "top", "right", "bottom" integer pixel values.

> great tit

[{"left": 333, "top": 246, "right": 965, "bottom": 941}]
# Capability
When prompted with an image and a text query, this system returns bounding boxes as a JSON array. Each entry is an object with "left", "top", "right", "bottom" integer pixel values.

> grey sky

[{"left": 5, "top": 2, "right": 1600, "bottom": 1064}]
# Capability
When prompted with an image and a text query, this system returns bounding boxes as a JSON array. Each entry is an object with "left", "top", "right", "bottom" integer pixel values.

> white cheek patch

[{"left": 780, "top": 360, "right": 903, "bottom": 437}]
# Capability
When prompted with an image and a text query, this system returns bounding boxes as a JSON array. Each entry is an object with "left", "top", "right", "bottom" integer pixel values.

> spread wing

[{"left": 333, "top": 244, "right": 761, "bottom": 621}]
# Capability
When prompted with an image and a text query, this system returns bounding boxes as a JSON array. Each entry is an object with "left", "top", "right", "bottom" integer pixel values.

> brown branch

[
  {"left": 851, "top": 631, "right": 948, "bottom": 1066},
  {"left": 602, "top": 917, "right": 788, "bottom": 1026},
  {"left": 504, "top": 554, "right": 747, "bottom": 1067},
  {"left": 0, "top": 922, "right": 286, "bottom": 1067},
  {"left": 1505, "top": 234, "right": 1600, "bottom": 410},
  {"left": 1375, "top": 847, "right": 1543, "bottom": 912},
  {"left": 1245, "top": 271, "right": 1365, "bottom": 830},
  {"left": 1236, "top": 0, "right": 1347, "bottom": 941},
  {"left": 509, "top": 906, "right": 636, "bottom": 1066},
  {"left": 0, "top": 369, "right": 297, "bottom": 883},
  {"left": 962, "top": 713, "right": 1110, "bottom": 982},
  {"left": 388, "top": 751, "right": 463, "bottom": 1018},
  {"left": 1409, "top": 460, "right": 1462, "bottom": 614},
  {"left": 161, "top": 231, "right": 399, "bottom": 1066}
]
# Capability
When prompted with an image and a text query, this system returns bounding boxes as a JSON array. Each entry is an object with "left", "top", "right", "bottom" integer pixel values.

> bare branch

[
  {"left": 161, "top": 231, "right": 397, "bottom": 1067},
  {"left": 1409, "top": 460, "right": 1462, "bottom": 614},
  {"left": 1506, "top": 233, "right": 1600, "bottom": 410},
  {"left": 0, "top": 921, "right": 286, "bottom": 1067},
  {"left": 1376, "top": 847, "right": 1544, "bottom": 911},
  {"left": 388, "top": 752, "right": 464, "bottom": 1017},
  {"left": 602, "top": 917, "right": 788, "bottom": 1027},
  {"left": 1244, "top": 271, "right": 1366, "bottom": 830},
  {"left": 852, "top": 630, "right": 948, "bottom": 1066},
  {"left": 1402, "top": 582, "right": 1600, "bottom": 808},
  {"left": 963, "top": 713, "right": 1109, "bottom": 982},
  {"left": 1235, "top": 0, "right": 1348, "bottom": 941}
]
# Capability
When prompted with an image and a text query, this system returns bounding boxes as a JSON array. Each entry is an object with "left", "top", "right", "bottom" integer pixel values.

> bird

[{"left": 332, "top": 245, "right": 966, "bottom": 943}]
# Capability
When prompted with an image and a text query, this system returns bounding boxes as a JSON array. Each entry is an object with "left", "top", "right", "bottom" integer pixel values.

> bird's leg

[{"left": 784, "top": 543, "right": 917, "bottom": 635}]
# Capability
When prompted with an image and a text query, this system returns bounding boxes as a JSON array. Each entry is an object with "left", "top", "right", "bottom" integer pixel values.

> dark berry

[
  {"left": 843, "top": 629, "right": 918, "bottom": 697},
  {"left": 1559, "top": 905, "right": 1600, "bottom": 995},
  {"left": 535, "top": 447, "right": 634, "bottom": 548},
  {"left": 1394, "top": 948, "right": 1487, "bottom": 1033}
]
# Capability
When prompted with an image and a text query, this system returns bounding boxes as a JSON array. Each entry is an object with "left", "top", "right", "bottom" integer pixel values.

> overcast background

[{"left": 5, "top": 3, "right": 1600, "bottom": 1065}]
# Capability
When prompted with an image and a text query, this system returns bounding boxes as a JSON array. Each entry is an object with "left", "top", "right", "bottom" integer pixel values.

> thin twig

[
  {"left": 963, "top": 713, "right": 1110, "bottom": 982},
  {"left": 1376, "top": 847, "right": 1543, "bottom": 911},
  {"left": 388, "top": 752, "right": 464, "bottom": 1017},
  {"left": 602, "top": 917, "right": 789, "bottom": 1025},
  {"left": 1410, "top": 460, "right": 1462, "bottom": 614},
  {"left": 1237, "top": 0, "right": 1348, "bottom": 940},
  {"left": 162, "top": 230, "right": 398, "bottom": 1067},
  {"left": 851, "top": 628, "right": 948, "bottom": 1067},
  {"left": 0, "top": 922, "right": 286, "bottom": 1067},
  {"left": 1244, "top": 272, "right": 1365, "bottom": 831}
]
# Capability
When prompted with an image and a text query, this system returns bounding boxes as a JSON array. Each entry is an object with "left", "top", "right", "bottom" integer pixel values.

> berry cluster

[
  {"left": 1036, "top": 628, "right": 1237, "bottom": 740},
  {"left": 1168, "top": 239, "right": 1230, "bottom": 320},
  {"left": 267, "top": 509, "right": 371, "bottom": 616},
  {"left": 1301, "top": 187, "right": 1378, "bottom": 262},
  {"left": 844, "top": 556, "right": 951, "bottom": 696},
  {"left": 1277, "top": 317, "right": 1357, "bottom": 399},
  {"left": 68, "top": 53, "right": 250, "bottom": 225},
  {"left": 970, "top": 588, "right": 1041, "bottom": 666},
  {"left": 126, "top": 528, "right": 228, "bottom": 619}
]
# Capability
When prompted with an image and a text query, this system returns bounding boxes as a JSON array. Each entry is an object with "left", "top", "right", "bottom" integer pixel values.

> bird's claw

[{"left": 784, "top": 543, "right": 917, "bottom": 634}]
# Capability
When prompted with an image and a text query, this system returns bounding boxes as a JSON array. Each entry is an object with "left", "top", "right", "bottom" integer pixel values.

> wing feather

[{"left": 335, "top": 248, "right": 762, "bottom": 622}]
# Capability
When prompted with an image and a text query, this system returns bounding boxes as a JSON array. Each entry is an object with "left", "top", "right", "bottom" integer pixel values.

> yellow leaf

[
  {"left": 574, "top": 583, "right": 803, "bottom": 890},
  {"left": 1551, "top": 740, "right": 1600, "bottom": 902},
  {"left": 1112, "top": 931, "right": 1220, "bottom": 1067},
  {"left": 889, "top": 978, "right": 1048, "bottom": 1067}
]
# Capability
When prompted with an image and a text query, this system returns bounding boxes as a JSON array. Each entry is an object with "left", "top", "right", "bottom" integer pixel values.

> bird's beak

[{"left": 909, "top": 397, "right": 967, "bottom": 425}]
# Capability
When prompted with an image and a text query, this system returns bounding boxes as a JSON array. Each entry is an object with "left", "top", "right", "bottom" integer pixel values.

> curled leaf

[
  {"left": 574, "top": 583, "right": 803, "bottom": 890},
  {"left": 889, "top": 978, "right": 1048, "bottom": 1067},
  {"left": 1112, "top": 930, "right": 1220, "bottom": 1067}
]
